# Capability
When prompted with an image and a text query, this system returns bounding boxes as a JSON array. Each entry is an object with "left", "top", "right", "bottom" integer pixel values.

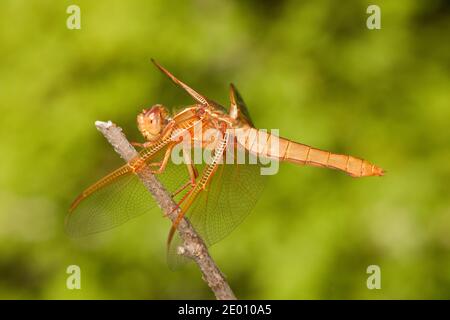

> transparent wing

[
  {"left": 66, "top": 147, "right": 191, "bottom": 237},
  {"left": 66, "top": 172, "right": 156, "bottom": 237},
  {"left": 152, "top": 59, "right": 228, "bottom": 113},
  {"left": 186, "top": 151, "right": 267, "bottom": 246}
]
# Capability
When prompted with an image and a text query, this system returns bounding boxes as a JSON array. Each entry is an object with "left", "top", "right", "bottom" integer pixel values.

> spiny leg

[
  {"left": 131, "top": 141, "right": 155, "bottom": 149},
  {"left": 167, "top": 150, "right": 199, "bottom": 211},
  {"left": 166, "top": 133, "right": 229, "bottom": 247},
  {"left": 170, "top": 163, "right": 198, "bottom": 198},
  {"left": 164, "top": 179, "right": 198, "bottom": 218},
  {"left": 166, "top": 167, "right": 215, "bottom": 247},
  {"left": 183, "top": 147, "right": 199, "bottom": 182},
  {"left": 171, "top": 179, "right": 193, "bottom": 198},
  {"left": 171, "top": 146, "right": 199, "bottom": 197},
  {"left": 147, "top": 144, "right": 175, "bottom": 174}
]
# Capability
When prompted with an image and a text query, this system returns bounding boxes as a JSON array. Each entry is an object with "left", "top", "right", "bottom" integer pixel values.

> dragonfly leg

[
  {"left": 146, "top": 161, "right": 163, "bottom": 168},
  {"left": 166, "top": 172, "right": 215, "bottom": 246},
  {"left": 147, "top": 144, "right": 175, "bottom": 174},
  {"left": 131, "top": 141, "right": 154, "bottom": 149},
  {"left": 166, "top": 186, "right": 198, "bottom": 243},
  {"left": 182, "top": 147, "right": 198, "bottom": 182},
  {"left": 163, "top": 180, "right": 197, "bottom": 218},
  {"left": 169, "top": 162, "right": 199, "bottom": 198},
  {"left": 168, "top": 150, "right": 199, "bottom": 200},
  {"left": 170, "top": 179, "right": 193, "bottom": 198},
  {"left": 167, "top": 149, "right": 226, "bottom": 245},
  {"left": 166, "top": 132, "right": 230, "bottom": 247},
  {"left": 160, "top": 120, "right": 176, "bottom": 140}
]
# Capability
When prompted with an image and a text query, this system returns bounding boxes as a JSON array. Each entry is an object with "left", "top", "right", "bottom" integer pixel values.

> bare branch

[{"left": 95, "top": 120, "right": 236, "bottom": 300}]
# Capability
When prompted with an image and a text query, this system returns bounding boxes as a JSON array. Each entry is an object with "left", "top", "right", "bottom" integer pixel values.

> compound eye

[
  {"left": 145, "top": 108, "right": 155, "bottom": 116},
  {"left": 144, "top": 108, "right": 161, "bottom": 123}
]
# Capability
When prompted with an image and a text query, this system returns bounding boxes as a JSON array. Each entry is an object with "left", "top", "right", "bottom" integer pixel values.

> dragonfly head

[{"left": 137, "top": 104, "right": 170, "bottom": 141}]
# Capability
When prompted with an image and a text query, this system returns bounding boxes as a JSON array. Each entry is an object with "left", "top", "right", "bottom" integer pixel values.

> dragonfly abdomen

[{"left": 238, "top": 127, "right": 384, "bottom": 177}]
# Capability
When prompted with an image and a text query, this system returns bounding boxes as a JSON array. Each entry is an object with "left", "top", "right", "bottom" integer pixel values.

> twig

[{"left": 95, "top": 120, "right": 237, "bottom": 300}]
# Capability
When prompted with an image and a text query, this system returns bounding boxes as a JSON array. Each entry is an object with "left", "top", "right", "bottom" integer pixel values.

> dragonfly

[{"left": 67, "top": 60, "right": 384, "bottom": 250}]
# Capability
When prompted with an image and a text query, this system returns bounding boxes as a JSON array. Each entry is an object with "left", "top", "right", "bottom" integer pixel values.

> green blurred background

[{"left": 1, "top": 0, "right": 449, "bottom": 299}]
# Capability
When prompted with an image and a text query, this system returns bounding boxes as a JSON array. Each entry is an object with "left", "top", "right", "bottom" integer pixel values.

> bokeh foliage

[{"left": 0, "top": 0, "right": 449, "bottom": 299}]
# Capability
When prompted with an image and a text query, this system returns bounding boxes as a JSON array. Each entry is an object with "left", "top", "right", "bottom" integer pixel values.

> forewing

[
  {"left": 66, "top": 173, "right": 156, "bottom": 237},
  {"left": 66, "top": 147, "right": 191, "bottom": 237},
  {"left": 152, "top": 59, "right": 227, "bottom": 113}
]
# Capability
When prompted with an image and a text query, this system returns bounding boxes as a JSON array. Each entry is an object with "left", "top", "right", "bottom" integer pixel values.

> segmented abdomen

[{"left": 236, "top": 127, "right": 384, "bottom": 177}]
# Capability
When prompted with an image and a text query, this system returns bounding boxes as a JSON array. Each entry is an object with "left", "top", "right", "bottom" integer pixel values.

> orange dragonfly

[{"left": 67, "top": 60, "right": 384, "bottom": 248}]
